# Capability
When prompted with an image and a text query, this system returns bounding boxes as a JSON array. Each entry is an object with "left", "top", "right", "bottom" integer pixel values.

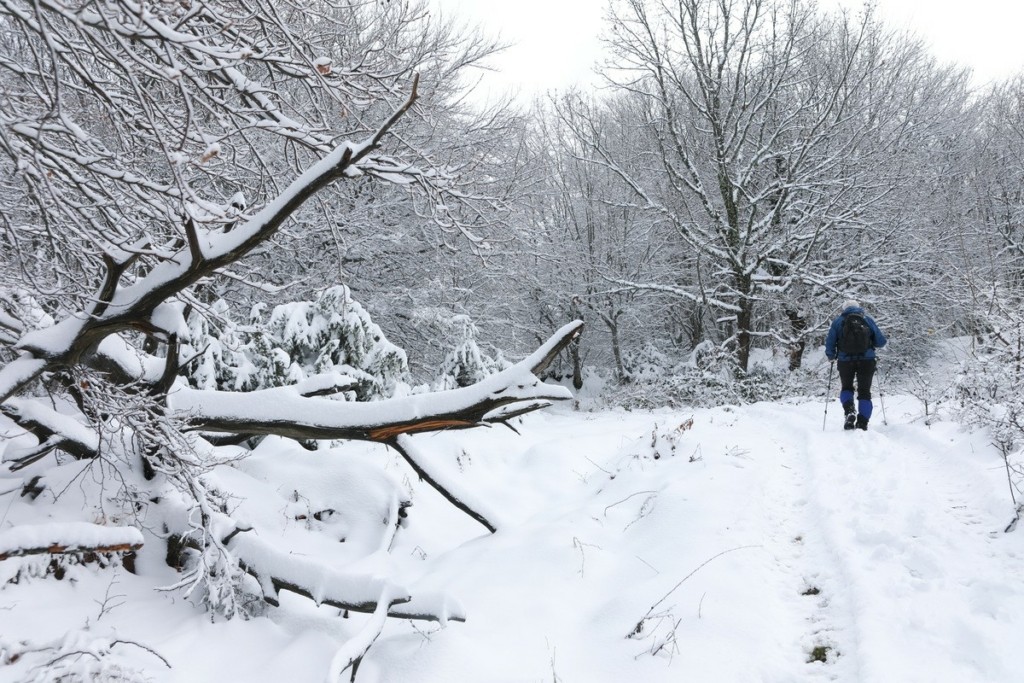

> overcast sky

[{"left": 432, "top": 0, "right": 1024, "bottom": 102}]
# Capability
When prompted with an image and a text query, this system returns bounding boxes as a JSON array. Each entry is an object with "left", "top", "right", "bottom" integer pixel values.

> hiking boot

[
  {"left": 856, "top": 415, "right": 869, "bottom": 431},
  {"left": 844, "top": 413, "right": 857, "bottom": 430}
]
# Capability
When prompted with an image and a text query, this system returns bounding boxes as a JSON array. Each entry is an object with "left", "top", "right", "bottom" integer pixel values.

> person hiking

[{"left": 825, "top": 299, "right": 887, "bottom": 431}]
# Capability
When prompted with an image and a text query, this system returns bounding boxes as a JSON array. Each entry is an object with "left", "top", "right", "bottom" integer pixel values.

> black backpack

[{"left": 838, "top": 313, "right": 873, "bottom": 355}]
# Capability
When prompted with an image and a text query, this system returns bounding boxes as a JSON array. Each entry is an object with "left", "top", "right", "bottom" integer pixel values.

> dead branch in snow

[
  {"left": 0, "top": 541, "right": 142, "bottom": 562},
  {"left": 0, "top": 524, "right": 143, "bottom": 562},
  {"left": 172, "top": 322, "right": 583, "bottom": 444}
]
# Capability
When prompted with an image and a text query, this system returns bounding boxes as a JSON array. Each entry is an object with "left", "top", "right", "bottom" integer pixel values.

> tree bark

[{"left": 0, "top": 541, "right": 142, "bottom": 562}]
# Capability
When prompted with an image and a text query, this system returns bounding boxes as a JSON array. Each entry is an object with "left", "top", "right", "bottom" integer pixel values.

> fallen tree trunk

[{"left": 0, "top": 523, "right": 143, "bottom": 562}]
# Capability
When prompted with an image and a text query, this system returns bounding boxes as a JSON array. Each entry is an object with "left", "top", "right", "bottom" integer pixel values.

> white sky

[{"left": 432, "top": 0, "right": 1024, "bottom": 102}]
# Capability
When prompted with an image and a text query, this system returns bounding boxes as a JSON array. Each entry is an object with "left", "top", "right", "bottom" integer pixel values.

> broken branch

[{"left": 0, "top": 523, "right": 144, "bottom": 562}]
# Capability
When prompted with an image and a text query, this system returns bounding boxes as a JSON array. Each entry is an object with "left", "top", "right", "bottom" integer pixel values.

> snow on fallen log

[
  {"left": 229, "top": 531, "right": 400, "bottom": 610},
  {"left": 385, "top": 588, "right": 466, "bottom": 624},
  {"left": 229, "top": 534, "right": 392, "bottom": 614},
  {"left": 293, "top": 372, "right": 361, "bottom": 398},
  {"left": 0, "top": 523, "right": 143, "bottom": 561},
  {"left": 325, "top": 584, "right": 467, "bottom": 680},
  {"left": 228, "top": 531, "right": 465, "bottom": 623}
]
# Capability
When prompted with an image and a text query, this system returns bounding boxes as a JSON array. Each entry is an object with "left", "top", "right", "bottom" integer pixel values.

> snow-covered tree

[
  {"left": 517, "top": 94, "right": 674, "bottom": 385},
  {"left": 0, "top": 0, "right": 580, "bottom": 675},
  {"left": 948, "top": 76, "right": 1024, "bottom": 506},
  {"left": 568, "top": 0, "right": 969, "bottom": 371},
  {"left": 435, "top": 314, "right": 510, "bottom": 389}
]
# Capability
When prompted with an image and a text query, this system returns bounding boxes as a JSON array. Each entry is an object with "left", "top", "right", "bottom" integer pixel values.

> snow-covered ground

[{"left": 2, "top": 393, "right": 1023, "bottom": 682}]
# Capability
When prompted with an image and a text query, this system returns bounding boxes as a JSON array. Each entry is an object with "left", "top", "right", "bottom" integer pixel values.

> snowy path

[
  {"left": 802, "top": 403, "right": 1024, "bottom": 682},
  {"left": 372, "top": 397, "right": 1024, "bottom": 682}
]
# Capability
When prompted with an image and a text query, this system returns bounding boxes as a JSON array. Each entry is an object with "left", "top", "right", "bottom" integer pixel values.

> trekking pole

[
  {"left": 823, "top": 361, "right": 834, "bottom": 431},
  {"left": 877, "top": 363, "right": 889, "bottom": 426}
]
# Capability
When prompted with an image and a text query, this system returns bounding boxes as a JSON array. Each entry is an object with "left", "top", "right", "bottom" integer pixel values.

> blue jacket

[{"left": 825, "top": 306, "right": 887, "bottom": 361}]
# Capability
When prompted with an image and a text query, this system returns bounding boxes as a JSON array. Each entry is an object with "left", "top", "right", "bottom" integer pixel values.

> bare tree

[
  {"left": 513, "top": 94, "right": 674, "bottom": 385},
  {"left": 965, "top": 77, "right": 1024, "bottom": 293},
  {"left": 949, "top": 76, "right": 1024, "bottom": 489},
  {"left": 562, "top": 0, "right": 968, "bottom": 370}
]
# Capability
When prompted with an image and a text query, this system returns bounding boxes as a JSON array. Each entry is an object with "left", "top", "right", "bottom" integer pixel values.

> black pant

[{"left": 837, "top": 359, "right": 876, "bottom": 415}]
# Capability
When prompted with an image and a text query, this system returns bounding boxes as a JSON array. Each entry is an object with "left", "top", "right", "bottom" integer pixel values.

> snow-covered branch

[
  {"left": 0, "top": 523, "right": 143, "bottom": 562},
  {"left": 169, "top": 322, "right": 583, "bottom": 443},
  {"left": 227, "top": 531, "right": 465, "bottom": 623},
  {"left": 326, "top": 586, "right": 401, "bottom": 682},
  {"left": 13, "top": 79, "right": 419, "bottom": 370},
  {"left": 0, "top": 399, "right": 100, "bottom": 469},
  {"left": 391, "top": 434, "right": 504, "bottom": 534}
]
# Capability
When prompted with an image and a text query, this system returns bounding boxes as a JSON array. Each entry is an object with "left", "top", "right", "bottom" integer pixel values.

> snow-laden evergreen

[{"left": 184, "top": 286, "right": 408, "bottom": 401}]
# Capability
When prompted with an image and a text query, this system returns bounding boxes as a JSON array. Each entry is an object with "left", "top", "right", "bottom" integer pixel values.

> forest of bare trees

[{"left": 1, "top": 0, "right": 1022, "bottom": 678}]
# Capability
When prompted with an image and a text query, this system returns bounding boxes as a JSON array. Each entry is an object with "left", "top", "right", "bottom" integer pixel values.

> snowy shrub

[
  {"left": 735, "top": 361, "right": 797, "bottom": 404},
  {"left": 604, "top": 341, "right": 813, "bottom": 410},
  {"left": 621, "top": 343, "right": 672, "bottom": 384},
  {"left": 953, "top": 294, "right": 1024, "bottom": 435},
  {"left": 953, "top": 291, "right": 1024, "bottom": 510},
  {"left": 182, "top": 286, "right": 409, "bottom": 401},
  {"left": 184, "top": 299, "right": 244, "bottom": 392},
  {"left": 648, "top": 418, "right": 695, "bottom": 460},
  {"left": 0, "top": 631, "right": 166, "bottom": 682},
  {"left": 266, "top": 285, "right": 409, "bottom": 400},
  {"left": 435, "top": 315, "right": 511, "bottom": 389}
]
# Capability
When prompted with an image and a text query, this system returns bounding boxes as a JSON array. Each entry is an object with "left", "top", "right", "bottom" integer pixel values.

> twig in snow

[
  {"left": 995, "top": 442, "right": 1023, "bottom": 532},
  {"left": 94, "top": 574, "right": 127, "bottom": 621},
  {"left": 546, "top": 640, "right": 562, "bottom": 683},
  {"left": 572, "top": 537, "right": 601, "bottom": 577},
  {"left": 622, "top": 494, "right": 657, "bottom": 532},
  {"left": 585, "top": 457, "right": 614, "bottom": 477},
  {"left": 1005, "top": 504, "right": 1024, "bottom": 533},
  {"left": 603, "top": 490, "right": 658, "bottom": 517},
  {"left": 629, "top": 545, "right": 760, "bottom": 638},
  {"left": 634, "top": 555, "right": 658, "bottom": 575}
]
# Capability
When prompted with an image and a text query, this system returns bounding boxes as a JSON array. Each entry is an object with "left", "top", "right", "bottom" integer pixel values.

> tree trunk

[
  {"left": 570, "top": 338, "right": 584, "bottom": 391},
  {"left": 608, "top": 318, "right": 626, "bottom": 381},
  {"left": 735, "top": 276, "right": 754, "bottom": 372},
  {"left": 786, "top": 309, "right": 808, "bottom": 371}
]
